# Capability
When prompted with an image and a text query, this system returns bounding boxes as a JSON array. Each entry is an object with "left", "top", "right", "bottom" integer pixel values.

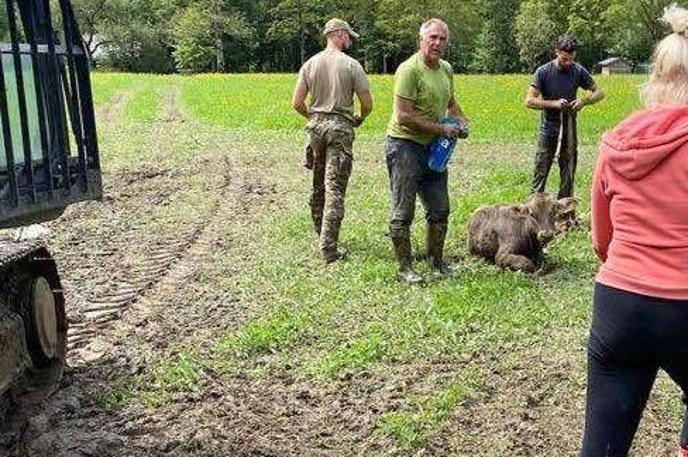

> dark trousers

[
  {"left": 531, "top": 113, "right": 578, "bottom": 198},
  {"left": 580, "top": 283, "right": 688, "bottom": 456},
  {"left": 384, "top": 136, "right": 449, "bottom": 237}
]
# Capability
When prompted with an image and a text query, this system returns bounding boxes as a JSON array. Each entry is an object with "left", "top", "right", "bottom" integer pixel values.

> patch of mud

[
  {"left": 1, "top": 376, "right": 124, "bottom": 457},
  {"left": 103, "top": 354, "right": 476, "bottom": 457},
  {"left": 422, "top": 331, "right": 682, "bottom": 456}
]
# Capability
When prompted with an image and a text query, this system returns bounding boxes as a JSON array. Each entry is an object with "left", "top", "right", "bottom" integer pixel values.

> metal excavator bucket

[
  {"left": 0, "top": 0, "right": 102, "bottom": 417},
  {"left": 0, "top": 0, "right": 101, "bottom": 228}
]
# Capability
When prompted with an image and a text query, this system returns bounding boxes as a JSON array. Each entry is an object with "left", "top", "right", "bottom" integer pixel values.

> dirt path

[{"left": 96, "top": 92, "right": 130, "bottom": 127}]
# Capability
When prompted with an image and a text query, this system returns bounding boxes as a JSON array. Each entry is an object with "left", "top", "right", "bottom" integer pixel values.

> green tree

[
  {"left": 515, "top": 0, "right": 559, "bottom": 71},
  {"left": 375, "top": 0, "right": 480, "bottom": 73},
  {"left": 71, "top": 0, "right": 122, "bottom": 66},
  {"left": 82, "top": 0, "right": 182, "bottom": 73},
  {"left": 49, "top": 0, "right": 604, "bottom": 74},
  {"left": 602, "top": 0, "right": 674, "bottom": 63},
  {"left": 329, "top": 0, "right": 384, "bottom": 72},
  {"left": 266, "top": 0, "right": 337, "bottom": 69},
  {"left": 171, "top": 1, "right": 254, "bottom": 72},
  {"left": 567, "top": 0, "right": 612, "bottom": 68},
  {"left": 470, "top": 0, "right": 523, "bottom": 73}
]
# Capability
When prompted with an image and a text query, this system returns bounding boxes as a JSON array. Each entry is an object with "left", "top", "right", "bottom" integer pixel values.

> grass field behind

[
  {"left": 176, "top": 73, "right": 645, "bottom": 143},
  {"left": 88, "top": 71, "right": 681, "bottom": 456},
  {"left": 92, "top": 71, "right": 645, "bottom": 144}
]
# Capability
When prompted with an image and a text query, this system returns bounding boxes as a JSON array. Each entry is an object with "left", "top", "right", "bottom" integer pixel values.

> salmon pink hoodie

[{"left": 592, "top": 106, "right": 688, "bottom": 299}]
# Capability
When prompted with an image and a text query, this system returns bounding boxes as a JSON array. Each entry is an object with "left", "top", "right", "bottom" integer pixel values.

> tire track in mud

[
  {"left": 63, "top": 85, "right": 280, "bottom": 355},
  {"left": 66, "top": 205, "right": 219, "bottom": 349},
  {"left": 96, "top": 92, "right": 131, "bottom": 127},
  {"left": 66, "top": 88, "right": 233, "bottom": 353},
  {"left": 0, "top": 87, "right": 256, "bottom": 457}
]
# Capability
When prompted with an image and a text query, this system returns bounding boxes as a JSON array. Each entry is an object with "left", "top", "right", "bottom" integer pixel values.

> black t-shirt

[{"left": 531, "top": 60, "right": 595, "bottom": 134}]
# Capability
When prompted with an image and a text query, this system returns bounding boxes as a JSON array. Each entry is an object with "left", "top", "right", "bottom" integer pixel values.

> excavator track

[
  {"left": 0, "top": 240, "right": 46, "bottom": 270},
  {"left": 0, "top": 239, "right": 67, "bottom": 421}
]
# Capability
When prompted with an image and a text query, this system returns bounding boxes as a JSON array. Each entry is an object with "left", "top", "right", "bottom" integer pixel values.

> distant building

[
  {"left": 598, "top": 57, "right": 633, "bottom": 75},
  {"left": 634, "top": 62, "right": 651, "bottom": 74}
]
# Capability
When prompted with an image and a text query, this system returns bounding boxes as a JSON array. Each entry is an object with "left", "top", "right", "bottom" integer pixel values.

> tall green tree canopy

[
  {"left": 57, "top": 0, "right": 676, "bottom": 73},
  {"left": 470, "top": 0, "right": 522, "bottom": 73},
  {"left": 515, "top": 0, "right": 560, "bottom": 71}
]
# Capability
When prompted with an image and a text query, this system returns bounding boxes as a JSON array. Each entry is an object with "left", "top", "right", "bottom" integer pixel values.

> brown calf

[{"left": 467, "top": 193, "right": 577, "bottom": 272}]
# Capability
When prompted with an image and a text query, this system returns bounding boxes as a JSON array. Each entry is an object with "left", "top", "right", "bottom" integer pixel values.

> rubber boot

[
  {"left": 426, "top": 222, "right": 453, "bottom": 276},
  {"left": 322, "top": 247, "right": 347, "bottom": 264},
  {"left": 391, "top": 228, "right": 423, "bottom": 284}
]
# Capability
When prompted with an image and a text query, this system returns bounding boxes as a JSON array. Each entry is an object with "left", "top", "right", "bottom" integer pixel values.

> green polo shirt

[{"left": 386, "top": 52, "right": 454, "bottom": 145}]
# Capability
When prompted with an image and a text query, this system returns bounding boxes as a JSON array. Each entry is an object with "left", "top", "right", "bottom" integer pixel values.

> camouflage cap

[{"left": 322, "top": 18, "right": 359, "bottom": 39}]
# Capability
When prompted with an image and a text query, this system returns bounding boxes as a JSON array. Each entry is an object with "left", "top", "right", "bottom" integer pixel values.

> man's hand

[
  {"left": 457, "top": 117, "right": 469, "bottom": 139},
  {"left": 441, "top": 123, "right": 463, "bottom": 139},
  {"left": 555, "top": 98, "right": 571, "bottom": 111},
  {"left": 291, "top": 81, "right": 310, "bottom": 119},
  {"left": 570, "top": 98, "right": 586, "bottom": 112}
]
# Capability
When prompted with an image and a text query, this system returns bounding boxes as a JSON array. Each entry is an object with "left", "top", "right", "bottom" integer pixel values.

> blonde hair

[
  {"left": 642, "top": 4, "right": 688, "bottom": 107},
  {"left": 419, "top": 18, "right": 449, "bottom": 40}
]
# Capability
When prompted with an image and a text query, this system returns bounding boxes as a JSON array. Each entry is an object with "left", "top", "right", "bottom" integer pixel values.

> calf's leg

[{"left": 495, "top": 246, "right": 536, "bottom": 273}]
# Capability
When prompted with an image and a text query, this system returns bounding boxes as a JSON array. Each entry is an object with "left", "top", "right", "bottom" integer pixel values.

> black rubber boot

[
  {"left": 426, "top": 222, "right": 453, "bottom": 276},
  {"left": 391, "top": 229, "right": 423, "bottom": 284},
  {"left": 322, "top": 247, "right": 347, "bottom": 264}
]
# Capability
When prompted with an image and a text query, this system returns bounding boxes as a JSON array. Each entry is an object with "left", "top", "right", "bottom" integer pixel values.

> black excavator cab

[
  {"left": 0, "top": 0, "right": 101, "bottom": 228},
  {"left": 0, "top": 0, "right": 101, "bottom": 412}
]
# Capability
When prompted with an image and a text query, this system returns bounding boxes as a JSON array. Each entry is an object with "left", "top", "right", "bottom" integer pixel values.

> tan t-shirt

[{"left": 297, "top": 49, "right": 369, "bottom": 122}]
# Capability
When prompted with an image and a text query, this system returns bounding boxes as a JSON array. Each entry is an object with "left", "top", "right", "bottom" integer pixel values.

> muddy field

[{"left": 0, "top": 76, "right": 684, "bottom": 457}]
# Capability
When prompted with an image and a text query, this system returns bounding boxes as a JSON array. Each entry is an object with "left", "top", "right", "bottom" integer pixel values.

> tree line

[{"left": 5, "top": 0, "right": 678, "bottom": 74}]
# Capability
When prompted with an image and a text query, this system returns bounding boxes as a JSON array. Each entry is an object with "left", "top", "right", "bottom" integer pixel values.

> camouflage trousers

[
  {"left": 532, "top": 112, "right": 578, "bottom": 199},
  {"left": 305, "top": 114, "right": 354, "bottom": 256}
]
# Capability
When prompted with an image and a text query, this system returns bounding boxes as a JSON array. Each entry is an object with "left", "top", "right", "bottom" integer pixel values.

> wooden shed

[{"left": 598, "top": 57, "right": 632, "bottom": 75}]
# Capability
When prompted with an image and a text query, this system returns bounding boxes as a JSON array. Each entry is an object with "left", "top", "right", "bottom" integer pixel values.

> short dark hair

[{"left": 556, "top": 35, "right": 578, "bottom": 53}]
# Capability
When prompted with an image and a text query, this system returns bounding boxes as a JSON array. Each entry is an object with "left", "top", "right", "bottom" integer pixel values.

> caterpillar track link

[{"left": 0, "top": 239, "right": 66, "bottom": 419}]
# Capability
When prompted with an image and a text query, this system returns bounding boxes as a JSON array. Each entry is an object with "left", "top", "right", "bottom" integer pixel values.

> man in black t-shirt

[{"left": 525, "top": 36, "right": 605, "bottom": 198}]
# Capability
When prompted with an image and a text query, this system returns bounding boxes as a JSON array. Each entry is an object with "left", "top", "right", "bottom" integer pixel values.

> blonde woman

[{"left": 582, "top": 4, "right": 688, "bottom": 456}]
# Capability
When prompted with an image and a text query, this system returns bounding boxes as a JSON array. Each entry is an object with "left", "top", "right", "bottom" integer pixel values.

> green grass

[
  {"left": 212, "top": 150, "right": 597, "bottom": 383},
  {"left": 123, "top": 74, "right": 170, "bottom": 123},
  {"left": 91, "top": 71, "right": 139, "bottom": 107},
  {"left": 178, "top": 73, "right": 644, "bottom": 143}
]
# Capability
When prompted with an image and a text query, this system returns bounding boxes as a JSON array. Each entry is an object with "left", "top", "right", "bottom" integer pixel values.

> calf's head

[{"left": 525, "top": 193, "right": 578, "bottom": 241}]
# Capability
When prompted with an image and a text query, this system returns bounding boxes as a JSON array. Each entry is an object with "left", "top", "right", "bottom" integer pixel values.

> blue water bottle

[{"left": 428, "top": 116, "right": 458, "bottom": 172}]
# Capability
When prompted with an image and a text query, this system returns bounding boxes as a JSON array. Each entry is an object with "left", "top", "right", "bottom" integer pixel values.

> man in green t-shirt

[{"left": 385, "top": 18, "right": 469, "bottom": 284}]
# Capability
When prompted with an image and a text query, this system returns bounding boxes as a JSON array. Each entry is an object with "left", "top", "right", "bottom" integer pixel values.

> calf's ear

[{"left": 557, "top": 197, "right": 579, "bottom": 213}]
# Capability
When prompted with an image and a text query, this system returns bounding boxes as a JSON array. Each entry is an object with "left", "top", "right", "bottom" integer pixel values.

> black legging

[{"left": 580, "top": 283, "right": 688, "bottom": 456}]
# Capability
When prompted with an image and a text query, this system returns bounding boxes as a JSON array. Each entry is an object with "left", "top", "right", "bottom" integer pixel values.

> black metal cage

[{"left": 0, "top": 0, "right": 101, "bottom": 229}]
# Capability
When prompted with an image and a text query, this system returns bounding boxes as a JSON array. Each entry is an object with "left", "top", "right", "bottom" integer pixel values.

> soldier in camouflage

[{"left": 291, "top": 18, "right": 373, "bottom": 263}]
